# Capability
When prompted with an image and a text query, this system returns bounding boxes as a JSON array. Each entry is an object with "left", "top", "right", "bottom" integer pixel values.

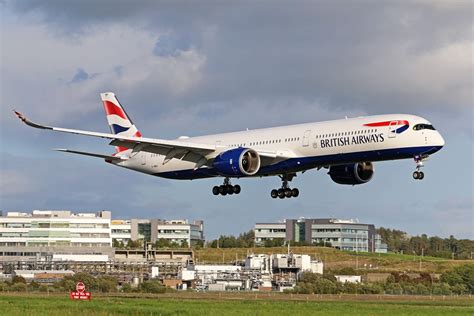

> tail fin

[{"left": 100, "top": 92, "right": 142, "bottom": 153}]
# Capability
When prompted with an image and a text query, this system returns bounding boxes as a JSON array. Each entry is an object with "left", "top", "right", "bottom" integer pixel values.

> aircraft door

[
  {"left": 388, "top": 121, "right": 398, "bottom": 138},
  {"left": 303, "top": 130, "right": 311, "bottom": 147}
]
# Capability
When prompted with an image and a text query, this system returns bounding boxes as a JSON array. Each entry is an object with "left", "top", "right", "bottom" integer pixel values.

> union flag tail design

[{"left": 101, "top": 92, "right": 142, "bottom": 153}]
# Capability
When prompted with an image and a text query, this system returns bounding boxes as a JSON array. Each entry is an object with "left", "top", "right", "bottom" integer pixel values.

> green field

[
  {"left": 0, "top": 293, "right": 472, "bottom": 316},
  {"left": 194, "top": 246, "right": 471, "bottom": 273}
]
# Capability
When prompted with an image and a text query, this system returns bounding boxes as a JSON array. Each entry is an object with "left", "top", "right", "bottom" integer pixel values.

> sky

[{"left": 1, "top": 0, "right": 472, "bottom": 240}]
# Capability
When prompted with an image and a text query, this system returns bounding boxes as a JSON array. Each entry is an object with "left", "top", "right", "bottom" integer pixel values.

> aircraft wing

[
  {"left": 54, "top": 149, "right": 126, "bottom": 161},
  {"left": 14, "top": 111, "right": 216, "bottom": 167},
  {"left": 14, "top": 111, "right": 293, "bottom": 168}
]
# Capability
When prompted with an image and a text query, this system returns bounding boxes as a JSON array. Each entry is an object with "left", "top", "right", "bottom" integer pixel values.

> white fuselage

[{"left": 115, "top": 114, "right": 444, "bottom": 179}]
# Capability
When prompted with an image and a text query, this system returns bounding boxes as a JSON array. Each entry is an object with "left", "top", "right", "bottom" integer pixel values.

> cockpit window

[{"left": 413, "top": 124, "right": 436, "bottom": 131}]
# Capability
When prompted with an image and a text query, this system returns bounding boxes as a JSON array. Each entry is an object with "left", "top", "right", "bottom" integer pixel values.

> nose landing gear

[
  {"left": 271, "top": 173, "right": 299, "bottom": 199},
  {"left": 413, "top": 155, "right": 425, "bottom": 180},
  {"left": 212, "top": 177, "right": 241, "bottom": 196}
]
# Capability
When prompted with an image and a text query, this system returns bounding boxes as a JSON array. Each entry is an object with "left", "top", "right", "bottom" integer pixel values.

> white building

[
  {"left": 0, "top": 210, "right": 112, "bottom": 247},
  {"left": 254, "top": 223, "right": 286, "bottom": 245},
  {"left": 111, "top": 220, "right": 132, "bottom": 245},
  {"left": 111, "top": 218, "right": 205, "bottom": 247},
  {"left": 255, "top": 218, "right": 387, "bottom": 253}
]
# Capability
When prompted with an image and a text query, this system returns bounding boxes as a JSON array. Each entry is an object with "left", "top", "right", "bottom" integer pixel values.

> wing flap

[{"left": 54, "top": 149, "right": 125, "bottom": 161}]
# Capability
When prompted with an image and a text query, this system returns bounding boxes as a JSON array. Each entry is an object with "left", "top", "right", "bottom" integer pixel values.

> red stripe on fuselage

[
  {"left": 103, "top": 100, "right": 127, "bottom": 120},
  {"left": 364, "top": 120, "right": 408, "bottom": 127}
]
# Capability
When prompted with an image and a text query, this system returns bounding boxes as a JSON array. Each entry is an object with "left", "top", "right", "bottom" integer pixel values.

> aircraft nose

[{"left": 437, "top": 132, "right": 445, "bottom": 147}]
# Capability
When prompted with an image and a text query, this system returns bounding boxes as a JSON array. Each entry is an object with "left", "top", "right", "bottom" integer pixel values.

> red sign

[
  {"left": 70, "top": 282, "right": 91, "bottom": 300},
  {"left": 76, "top": 282, "right": 85, "bottom": 293}
]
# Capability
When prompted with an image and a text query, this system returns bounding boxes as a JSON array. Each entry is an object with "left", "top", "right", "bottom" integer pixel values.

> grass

[
  {"left": 193, "top": 246, "right": 473, "bottom": 273},
  {"left": 0, "top": 293, "right": 473, "bottom": 316}
]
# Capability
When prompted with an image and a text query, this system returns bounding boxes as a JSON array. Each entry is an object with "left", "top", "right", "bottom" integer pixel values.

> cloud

[
  {"left": 1, "top": 1, "right": 472, "bottom": 239},
  {"left": 69, "top": 68, "right": 98, "bottom": 84},
  {"left": 153, "top": 33, "right": 192, "bottom": 57}
]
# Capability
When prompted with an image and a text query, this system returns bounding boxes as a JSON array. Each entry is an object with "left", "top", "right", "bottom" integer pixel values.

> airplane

[{"left": 14, "top": 92, "right": 445, "bottom": 199}]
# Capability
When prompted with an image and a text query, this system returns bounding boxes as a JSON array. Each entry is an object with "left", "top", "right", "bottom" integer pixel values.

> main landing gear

[
  {"left": 412, "top": 155, "right": 425, "bottom": 180},
  {"left": 271, "top": 173, "right": 299, "bottom": 199},
  {"left": 212, "top": 177, "right": 241, "bottom": 196}
]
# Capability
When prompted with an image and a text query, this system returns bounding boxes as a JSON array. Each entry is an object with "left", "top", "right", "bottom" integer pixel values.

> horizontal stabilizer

[{"left": 54, "top": 149, "right": 126, "bottom": 161}]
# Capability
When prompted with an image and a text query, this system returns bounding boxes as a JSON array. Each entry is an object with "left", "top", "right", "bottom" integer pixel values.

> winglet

[{"left": 13, "top": 110, "right": 52, "bottom": 130}]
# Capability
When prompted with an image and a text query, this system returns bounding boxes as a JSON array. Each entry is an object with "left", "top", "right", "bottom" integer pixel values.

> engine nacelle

[
  {"left": 328, "top": 162, "right": 374, "bottom": 185},
  {"left": 212, "top": 148, "right": 261, "bottom": 177}
]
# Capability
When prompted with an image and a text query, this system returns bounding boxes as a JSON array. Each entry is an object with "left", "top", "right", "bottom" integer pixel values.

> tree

[
  {"left": 126, "top": 239, "right": 143, "bottom": 249},
  {"left": 139, "top": 280, "right": 166, "bottom": 293},
  {"left": 96, "top": 276, "right": 118, "bottom": 293},
  {"left": 113, "top": 239, "right": 125, "bottom": 248},
  {"left": 440, "top": 264, "right": 474, "bottom": 294},
  {"left": 11, "top": 283, "right": 27, "bottom": 292},
  {"left": 432, "top": 283, "right": 452, "bottom": 295},
  {"left": 155, "top": 238, "right": 171, "bottom": 248},
  {"left": 11, "top": 276, "right": 26, "bottom": 284},
  {"left": 191, "top": 239, "right": 204, "bottom": 248},
  {"left": 263, "top": 238, "right": 285, "bottom": 247}
]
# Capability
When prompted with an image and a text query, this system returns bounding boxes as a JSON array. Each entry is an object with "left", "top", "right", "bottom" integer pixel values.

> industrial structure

[
  {"left": 180, "top": 252, "right": 323, "bottom": 291},
  {"left": 255, "top": 218, "right": 387, "bottom": 253}
]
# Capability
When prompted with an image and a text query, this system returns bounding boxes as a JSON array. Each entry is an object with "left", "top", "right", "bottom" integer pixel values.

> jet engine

[
  {"left": 328, "top": 162, "right": 374, "bottom": 185},
  {"left": 212, "top": 148, "right": 261, "bottom": 177}
]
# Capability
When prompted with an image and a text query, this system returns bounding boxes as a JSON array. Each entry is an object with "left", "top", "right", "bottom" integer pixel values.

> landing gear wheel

[
  {"left": 271, "top": 173, "right": 299, "bottom": 199},
  {"left": 233, "top": 185, "right": 241, "bottom": 194},
  {"left": 291, "top": 188, "right": 299, "bottom": 197},
  {"left": 278, "top": 189, "right": 285, "bottom": 199},
  {"left": 412, "top": 155, "right": 427, "bottom": 181},
  {"left": 219, "top": 185, "right": 227, "bottom": 196},
  {"left": 271, "top": 189, "right": 278, "bottom": 199},
  {"left": 213, "top": 178, "right": 241, "bottom": 196}
]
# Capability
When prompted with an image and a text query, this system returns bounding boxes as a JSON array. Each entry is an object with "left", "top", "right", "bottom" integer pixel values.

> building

[
  {"left": 111, "top": 219, "right": 204, "bottom": 247},
  {"left": 0, "top": 210, "right": 204, "bottom": 264},
  {"left": 0, "top": 210, "right": 115, "bottom": 263},
  {"left": 255, "top": 218, "right": 387, "bottom": 253},
  {"left": 110, "top": 220, "right": 132, "bottom": 244},
  {"left": 0, "top": 210, "right": 112, "bottom": 248}
]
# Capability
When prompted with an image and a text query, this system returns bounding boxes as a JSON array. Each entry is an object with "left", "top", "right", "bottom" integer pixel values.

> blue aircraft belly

[{"left": 154, "top": 146, "right": 442, "bottom": 180}]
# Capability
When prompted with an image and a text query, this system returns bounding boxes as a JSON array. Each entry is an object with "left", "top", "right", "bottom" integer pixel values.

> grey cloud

[
  {"left": 69, "top": 68, "right": 97, "bottom": 84},
  {"left": 153, "top": 34, "right": 192, "bottom": 57},
  {"left": 6, "top": 1, "right": 472, "bottom": 118},
  {"left": 2, "top": 1, "right": 473, "bottom": 239}
]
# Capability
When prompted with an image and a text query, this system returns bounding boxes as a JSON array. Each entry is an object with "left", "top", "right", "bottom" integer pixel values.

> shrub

[
  {"left": 120, "top": 283, "right": 133, "bottom": 293},
  {"left": 440, "top": 265, "right": 474, "bottom": 294},
  {"left": 10, "top": 283, "right": 27, "bottom": 292},
  {"left": 96, "top": 276, "right": 118, "bottom": 293},
  {"left": 29, "top": 281, "right": 41, "bottom": 291},
  {"left": 139, "top": 281, "right": 166, "bottom": 294},
  {"left": 12, "top": 276, "right": 26, "bottom": 284},
  {"left": 384, "top": 283, "right": 403, "bottom": 295},
  {"left": 414, "top": 283, "right": 430, "bottom": 295},
  {"left": 432, "top": 283, "right": 452, "bottom": 295}
]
